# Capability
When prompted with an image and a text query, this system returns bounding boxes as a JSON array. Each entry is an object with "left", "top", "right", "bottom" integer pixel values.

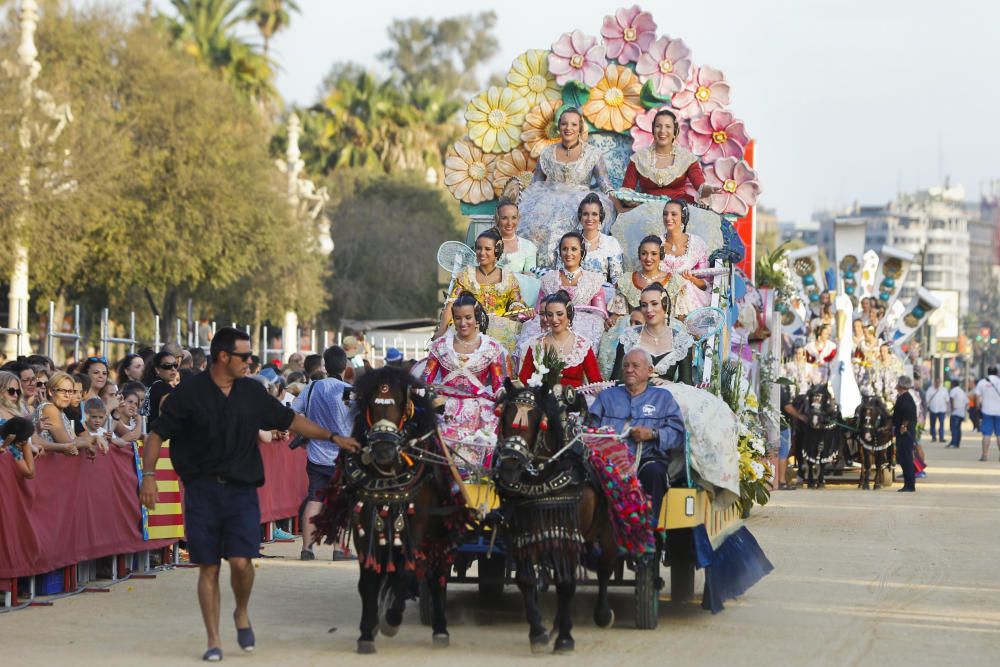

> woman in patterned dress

[
  {"left": 610, "top": 283, "right": 694, "bottom": 385},
  {"left": 423, "top": 293, "right": 506, "bottom": 472},
  {"left": 436, "top": 228, "right": 533, "bottom": 355},
  {"left": 659, "top": 200, "right": 711, "bottom": 319},
  {"left": 518, "top": 290, "right": 602, "bottom": 389},
  {"left": 516, "top": 231, "right": 607, "bottom": 359},
  {"left": 517, "top": 107, "right": 616, "bottom": 267}
]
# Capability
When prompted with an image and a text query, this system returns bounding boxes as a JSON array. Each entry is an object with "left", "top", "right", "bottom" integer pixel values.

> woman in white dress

[
  {"left": 517, "top": 231, "right": 607, "bottom": 359},
  {"left": 494, "top": 199, "right": 537, "bottom": 274},
  {"left": 574, "top": 192, "right": 624, "bottom": 287},
  {"left": 517, "top": 107, "right": 615, "bottom": 268}
]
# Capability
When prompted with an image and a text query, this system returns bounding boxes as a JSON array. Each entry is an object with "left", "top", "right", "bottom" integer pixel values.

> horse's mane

[
  {"left": 350, "top": 366, "right": 438, "bottom": 442},
  {"left": 516, "top": 385, "right": 566, "bottom": 452}
]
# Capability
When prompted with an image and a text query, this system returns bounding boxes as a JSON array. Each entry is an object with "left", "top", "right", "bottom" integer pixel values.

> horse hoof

[
  {"left": 379, "top": 620, "right": 399, "bottom": 637},
  {"left": 553, "top": 637, "right": 575, "bottom": 654},
  {"left": 594, "top": 607, "right": 615, "bottom": 628},
  {"left": 357, "top": 640, "right": 377, "bottom": 655},
  {"left": 860, "top": 483, "right": 869, "bottom": 490},
  {"left": 432, "top": 633, "right": 450, "bottom": 649},
  {"left": 529, "top": 632, "right": 550, "bottom": 654}
]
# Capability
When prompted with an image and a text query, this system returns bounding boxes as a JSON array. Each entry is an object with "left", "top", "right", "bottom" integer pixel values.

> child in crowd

[
  {"left": 66, "top": 374, "right": 88, "bottom": 435},
  {"left": 81, "top": 398, "right": 113, "bottom": 454},
  {"left": 2, "top": 416, "right": 36, "bottom": 479},
  {"left": 114, "top": 383, "right": 145, "bottom": 444}
]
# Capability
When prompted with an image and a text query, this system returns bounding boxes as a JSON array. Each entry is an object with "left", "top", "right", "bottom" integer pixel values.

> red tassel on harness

[{"left": 539, "top": 416, "right": 548, "bottom": 431}]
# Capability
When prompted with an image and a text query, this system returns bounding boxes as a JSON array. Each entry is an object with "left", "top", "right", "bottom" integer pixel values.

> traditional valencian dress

[
  {"left": 610, "top": 323, "right": 696, "bottom": 386},
  {"left": 598, "top": 271, "right": 684, "bottom": 376},
  {"left": 804, "top": 339, "right": 837, "bottom": 384},
  {"left": 516, "top": 269, "right": 607, "bottom": 359},
  {"left": 497, "top": 236, "right": 538, "bottom": 274},
  {"left": 659, "top": 234, "right": 711, "bottom": 318},
  {"left": 447, "top": 266, "right": 533, "bottom": 355},
  {"left": 423, "top": 332, "right": 506, "bottom": 472},
  {"left": 518, "top": 332, "right": 602, "bottom": 388},
  {"left": 518, "top": 143, "right": 615, "bottom": 268},
  {"left": 579, "top": 233, "right": 624, "bottom": 286},
  {"left": 610, "top": 145, "right": 705, "bottom": 270}
]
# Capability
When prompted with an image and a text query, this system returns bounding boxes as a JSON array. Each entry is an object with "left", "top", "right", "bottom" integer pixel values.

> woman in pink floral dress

[
  {"left": 424, "top": 293, "right": 507, "bottom": 473},
  {"left": 660, "top": 199, "right": 711, "bottom": 318}
]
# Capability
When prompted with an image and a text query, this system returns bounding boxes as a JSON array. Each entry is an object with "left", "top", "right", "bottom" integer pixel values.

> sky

[{"left": 150, "top": 0, "right": 1000, "bottom": 224}]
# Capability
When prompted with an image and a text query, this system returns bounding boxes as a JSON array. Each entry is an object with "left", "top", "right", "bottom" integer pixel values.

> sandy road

[{"left": 3, "top": 427, "right": 1000, "bottom": 666}]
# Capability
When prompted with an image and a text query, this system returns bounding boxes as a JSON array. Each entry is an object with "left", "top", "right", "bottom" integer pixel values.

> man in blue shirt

[
  {"left": 292, "top": 346, "right": 360, "bottom": 560},
  {"left": 588, "top": 349, "right": 686, "bottom": 515}
]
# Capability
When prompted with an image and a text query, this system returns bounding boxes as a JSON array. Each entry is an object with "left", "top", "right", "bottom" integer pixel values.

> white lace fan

[
  {"left": 436, "top": 241, "right": 477, "bottom": 296},
  {"left": 684, "top": 306, "right": 727, "bottom": 342}
]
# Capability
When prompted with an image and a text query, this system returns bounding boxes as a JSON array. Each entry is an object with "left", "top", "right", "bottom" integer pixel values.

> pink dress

[
  {"left": 422, "top": 332, "right": 506, "bottom": 472},
  {"left": 660, "top": 233, "right": 711, "bottom": 318},
  {"left": 516, "top": 269, "right": 607, "bottom": 360}
]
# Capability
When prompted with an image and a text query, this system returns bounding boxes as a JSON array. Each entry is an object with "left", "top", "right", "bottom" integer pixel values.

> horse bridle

[{"left": 497, "top": 389, "right": 544, "bottom": 474}]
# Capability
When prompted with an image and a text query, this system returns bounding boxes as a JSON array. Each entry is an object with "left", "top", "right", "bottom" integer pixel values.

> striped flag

[{"left": 139, "top": 440, "right": 185, "bottom": 540}]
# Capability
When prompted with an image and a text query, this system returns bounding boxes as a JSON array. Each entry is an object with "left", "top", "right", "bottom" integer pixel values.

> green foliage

[
  {"left": 561, "top": 81, "right": 590, "bottom": 109},
  {"left": 639, "top": 79, "right": 670, "bottom": 109},
  {"left": 0, "top": 4, "right": 321, "bottom": 333},
  {"left": 379, "top": 12, "right": 499, "bottom": 96},
  {"left": 160, "top": 0, "right": 276, "bottom": 102},
  {"left": 754, "top": 243, "right": 790, "bottom": 289},
  {"left": 244, "top": 0, "right": 299, "bottom": 54},
  {"left": 323, "top": 170, "right": 462, "bottom": 324}
]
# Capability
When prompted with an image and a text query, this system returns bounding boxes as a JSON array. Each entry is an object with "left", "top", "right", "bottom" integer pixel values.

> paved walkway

[{"left": 2, "top": 427, "right": 999, "bottom": 665}]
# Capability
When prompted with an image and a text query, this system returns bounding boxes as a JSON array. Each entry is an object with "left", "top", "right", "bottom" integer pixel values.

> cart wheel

[
  {"left": 477, "top": 555, "right": 505, "bottom": 600},
  {"left": 634, "top": 557, "right": 660, "bottom": 630},
  {"left": 418, "top": 579, "right": 433, "bottom": 626},
  {"left": 667, "top": 529, "right": 695, "bottom": 604}
]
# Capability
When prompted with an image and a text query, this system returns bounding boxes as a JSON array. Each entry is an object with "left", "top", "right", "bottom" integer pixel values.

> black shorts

[
  {"left": 183, "top": 477, "right": 261, "bottom": 565},
  {"left": 306, "top": 461, "right": 337, "bottom": 502}
]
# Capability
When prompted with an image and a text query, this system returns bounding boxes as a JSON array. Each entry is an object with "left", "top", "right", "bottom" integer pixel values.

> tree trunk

[{"left": 161, "top": 288, "right": 179, "bottom": 347}]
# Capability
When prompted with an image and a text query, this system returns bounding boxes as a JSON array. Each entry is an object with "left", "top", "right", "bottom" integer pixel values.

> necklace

[
  {"left": 666, "top": 233, "right": 686, "bottom": 255},
  {"left": 582, "top": 231, "right": 601, "bottom": 248},
  {"left": 642, "top": 325, "right": 666, "bottom": 345},
  {"left": 548, "top": 331, "right": 574, "bottom": 356},
  {"left": 638, "top": 270, "right": 664, "bottom": 284},
  {"left": 561, "top": 140, "right": 580, "bottom": 154},
  {"left": 561, "top": 267, "right": 582, "bottom": 282},
  {"left": 477, "top": 265, "right": 499, "bottom": 279}
]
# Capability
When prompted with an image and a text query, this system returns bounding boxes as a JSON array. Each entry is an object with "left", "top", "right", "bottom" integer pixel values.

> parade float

[{"left": 433, "top": 5, "right": 773, "bottom": 624}]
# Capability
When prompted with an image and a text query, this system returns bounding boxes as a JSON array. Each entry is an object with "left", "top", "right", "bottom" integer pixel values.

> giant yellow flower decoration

[
  {"left": 506, "top": 49, "right": 561, "bottom": 108},
  {"left": 465, "top": 86, "right": 529, "bottom": 154},
  {"left": 444, "top": 139, "right": 496, "bottom": 204},
  {"left": 520, "top": 98, "right": 563, "bottom": 158},
  {"left": 582, "top": 64, "right": 643, "bottom": 133},
  {"left": 493, "top": 148, "right": 537, "bottom": 198}
]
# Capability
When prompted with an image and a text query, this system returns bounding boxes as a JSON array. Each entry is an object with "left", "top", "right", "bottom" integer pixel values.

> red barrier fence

[{"left": 0, "top": 440, "right": 310, "bottom": 584}]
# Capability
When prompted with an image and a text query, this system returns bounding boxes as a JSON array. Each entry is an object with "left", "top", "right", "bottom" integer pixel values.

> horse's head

[
  {"left": 352, "top": 367, "right": 435, "bottom": 476},
  {"left": 493, "top": 378, "right": 571, "bottom": 486},
  {"left": 856, "top": 395, "right": 890, "bottom": 442}
]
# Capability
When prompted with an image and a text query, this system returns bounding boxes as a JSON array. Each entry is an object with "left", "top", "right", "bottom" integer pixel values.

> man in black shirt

[
  {"left": 892, "top": 375, "right": 918, "bottom": 492},
  {"left": 140, "top": 327, "right": 358, "bottom": 661}
]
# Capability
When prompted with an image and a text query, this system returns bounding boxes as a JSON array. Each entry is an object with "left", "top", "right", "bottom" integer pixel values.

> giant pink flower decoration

[
  {"left": 635, "top": 36, "right": 691, "bottom": 96},
  {"left": 671, "top": 66, "right": 731, "bottom": 119},
  {"left": 702, "top": 157, "right": 760, "bottom": 217},
  {"left": 549, "top": 30, "right": 606, "bottom": 87},
  {"left": 601, "top": 5, "right": 657, "bottom": 65},
  {"left": 687, "top": 110, "right": 748, "bottom": 163},
  {"left": 629, "top": 107, "right": 658, "bottom": 151}
]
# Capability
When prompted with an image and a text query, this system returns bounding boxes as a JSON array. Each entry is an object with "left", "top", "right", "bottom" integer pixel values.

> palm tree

[
  {"left": 166, "top": 0, "right": 276, "bottom": 102},
  {"left": 244, "top": 0, "right": 300, "bottom": 57}
]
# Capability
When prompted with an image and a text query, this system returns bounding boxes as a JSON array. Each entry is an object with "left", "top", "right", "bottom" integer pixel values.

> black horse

[
  {"left": 851, "top": 395, "right": 894, "bottom": 490},
  {"left": 312, "top": 367, "right": 470, "bottom": 654},
  {"left": 492, "top": 379, "right": 618, "bottom": 654},
  {"left": 796, "top": 384, "right": 841, "bottom": 488}
]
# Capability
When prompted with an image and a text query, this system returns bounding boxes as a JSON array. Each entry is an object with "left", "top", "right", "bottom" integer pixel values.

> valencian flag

[{"left": 137, "top": 440, "right": 185, "bottom": 540}]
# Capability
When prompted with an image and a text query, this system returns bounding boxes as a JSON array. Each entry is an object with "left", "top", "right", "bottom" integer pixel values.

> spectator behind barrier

[
  {"left": 190, "top": 347, "right": 208, "bottom": 372},
  {"left": 142, "top": 351, "right": 179, "bottom": 423},
  {"left": 78, "top": 356, "right": 111, "bottom": 400},
  {"left": 303, "top": 354, "right": 324, "bottom": 378},
  {"left": 1, "top": 362, "right": 38, "bottom": 411},
  {"left": 0, "top": 370, "right": 29, "bottom": 422},
  {"left": 81, "top": 398, "right": 112, "bottom": 455},
  {"left": 117, "top": 353, "right": 145, "bottom": 385},
  {"left": 2, "top": 416, "right": 36, "bottom": 479},
  {"left": 116, "top": 382, "right": 145, "bottom": 444},
  {"left": 35, "top": 371, "right": 96, "bottom": 457}
]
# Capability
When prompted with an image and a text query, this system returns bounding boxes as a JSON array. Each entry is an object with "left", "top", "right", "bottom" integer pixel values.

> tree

[
  {"left": 244, "top": 0, "right": 299, "bottom": 57},
  {"left": 323, "top": 170, "right": 463, "bottom": 324},
  {"left": 1, "top": 5, "right": 321, "bottom": 341},
  {"left": 379, "top": 12, "right": 499, "bottom": 96},
  {"left": 162, "top": 0, "right": 276, "bottom": 102}
]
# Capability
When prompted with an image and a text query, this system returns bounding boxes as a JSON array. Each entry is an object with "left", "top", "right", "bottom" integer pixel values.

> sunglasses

[
  {"left": 158, "top": 363, "right": 179, "bottom": 370},
  {"left": 87, "top": 356, "right": 109, "bottom": 365},
  {"left": 226, "top": 350, "right": 253, "bottom": 362},
  {"left": 5, "top": 387, "right": 21, "bottom": 398}
]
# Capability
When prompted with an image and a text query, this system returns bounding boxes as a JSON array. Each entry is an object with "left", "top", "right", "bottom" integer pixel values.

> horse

[
  {"left": 852, "top": 394, "right": 894, "bottom": 490},
  {"left": 492, "top": 378, "right": 619, "bottom": 654},
  {"left": 312, "top": 367, "right": 469, "bottom": 654},
  {"left": 797, "top": 384, "right": 841, "bottom": 488}
]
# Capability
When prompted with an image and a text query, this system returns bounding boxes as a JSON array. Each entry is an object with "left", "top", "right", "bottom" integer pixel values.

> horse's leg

[
  {"left": 516, "top": 565, "right": 549, "bottom": 652},
  {"left": 553, "top": 578, "right": 576, "bottom": 653},
  {"left": 357, "top": 567, "right": 381, "bottom": 654},
  {"left": 593, "top": 551, "right": 615, "bottom": 628},
  {"left": 425, "top": 566, "right": 450, "bottom": 647},
  {"left": 873, "top": 448, "right": 883, "bottom": 489},
  {"left": 379, "top": 567, "right": 406, "bottom": 637},
  {"left": 860, "top": 446, "right": 870, "bottom": 490}
]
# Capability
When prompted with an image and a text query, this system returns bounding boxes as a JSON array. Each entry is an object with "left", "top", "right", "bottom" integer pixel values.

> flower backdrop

[{"left": 445, "top": 4, "right": 761, "bottom": 215}]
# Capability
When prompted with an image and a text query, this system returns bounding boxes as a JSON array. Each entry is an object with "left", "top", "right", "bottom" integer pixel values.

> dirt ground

[{"left": 4, "top": 426, "right": 1000, "bottom": 666}]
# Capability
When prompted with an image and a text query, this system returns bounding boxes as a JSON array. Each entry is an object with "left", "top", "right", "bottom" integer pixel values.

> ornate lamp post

[
  {"left": 3, "top": 0, "right": 72, "bottom": 358},
  {"left": 275, "top": 113, "right": 330, "bottom": 358}
]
